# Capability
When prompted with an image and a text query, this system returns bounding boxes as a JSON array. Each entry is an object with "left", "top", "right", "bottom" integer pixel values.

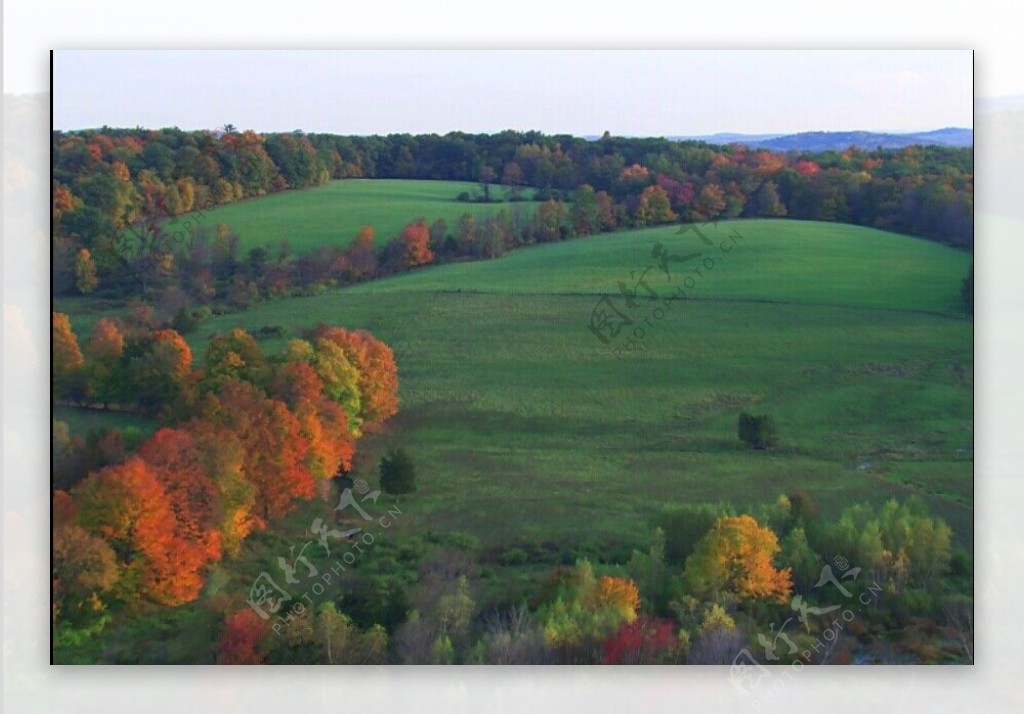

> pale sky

[{"left": 53, "top": 50, "right": 974, "bottom": 136}]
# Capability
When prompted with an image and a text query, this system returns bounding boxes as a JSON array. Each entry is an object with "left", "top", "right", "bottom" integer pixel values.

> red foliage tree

[
  {"left": 218, "top": 608, "right": 268, "bottom": 664},
  {"left": 602, "top": 616, "right": 678, "bottom": 665}
]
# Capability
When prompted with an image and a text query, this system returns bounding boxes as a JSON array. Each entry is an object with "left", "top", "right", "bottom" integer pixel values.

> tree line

[
  {"left": 52, "top": 127, "right": 973, "bottom": 301},
  {"left": 52, "top": 314, "right": 399, "bottom": 627}
]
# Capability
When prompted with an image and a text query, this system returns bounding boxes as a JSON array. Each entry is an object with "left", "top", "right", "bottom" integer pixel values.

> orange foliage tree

[
  {"left": 72, "top": 457, "right": 207, "bottom": 606},
  {"left": 269, "top": 361, "right": 356, "bottom": 478},
  {"left": 393, "top": 218, "right": 435, "bottom": 269},
  {"left": 53, "top": 313, "right": 85, "bottom": 400},
  {"left": 137, "top": 428, "right": 222, "bottom": 562},
  {"left": 200, "top": 378, "right": 313, "bottom": 519}
]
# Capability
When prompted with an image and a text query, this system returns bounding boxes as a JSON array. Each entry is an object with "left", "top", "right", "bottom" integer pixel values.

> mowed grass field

[
  {"left": 184, "top": 218, "right": 973, "bottom": 553},
  {"left": 176, "top": 179, "right": 538, "bottom": 254}
]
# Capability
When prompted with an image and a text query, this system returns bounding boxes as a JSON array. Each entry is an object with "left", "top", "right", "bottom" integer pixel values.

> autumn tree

[
  {"left": 571, "top": 184, "right": 600, "bottom": 236},
  {"left": 53, "top": 490, "right": 120, "bottom": 625},
  {"left": 219, "top": 608, "right": 268, "bottom": 664},
  {"left": 73, "top": 457, "right": 204, "bottom": 606},
  {"left": 345, "top": 226, "right": 378, "bottom": 281},
  {"left": 73, "top": 248, "right": 99, "bottom": 294},
  {"left": 391, "top": 218, "right": 434, "bottom": 270},
  {"left": 635, "top": 185, "right": 678, "bottom": 226},
  {"left": 53, "top": 313, "right": 85, "bottom": 401},
  {"left": 269, "top": 360, "right": 356, "bottom": 479},
  {"left": 309, "top": 326, "right": 399, "bottom": 430},
  {"left": 137, "top": 428, "right": 222, "bottom": 563},
  {"left": 536, "top": 199, "right": 568, "bottom": 242},
  {"left": 85, "top": 318, "right": 126, "bottom": 406},
  {"left": 684, "top": 515, "right": 792, "bottom": 605},
  {"left": 126, "top": 328, "right": 196, "bottom": 415},
  {"left": 200, "top": 378, "right": 313, "bottom": 520},
  {"left": 203, "top": 328, "right": 266, "bottom": 389},
  {"left": 283, "top": 338, "right": 362, "bottom": 431},
  {"left": 693, "top": 182, "right": 727, "bottom": 221},
  {"left": 537, "top": 561, "right": 642, "bottom": 664},
  {"left": 602, "top": 616, "right": 680, "bottom": 665},
  {"left": 186, "top": 417, "right": 257, "bottom": 555}
]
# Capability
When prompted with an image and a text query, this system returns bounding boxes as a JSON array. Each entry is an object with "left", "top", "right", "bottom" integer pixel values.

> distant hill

[{"left": 666, "top": 128, "right": 973, "bottom": 151}]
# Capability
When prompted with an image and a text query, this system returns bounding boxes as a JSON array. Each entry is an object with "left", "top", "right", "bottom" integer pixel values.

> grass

[
  {"left": 53, "top": 193, "right": 975, "bottom": 663},
  {"left": 176, "top": 179, "right": 540, "bottom": 255},
  {"left": 53, "top": 404, "right": 157, "bottom": 438},
  {"left": 189, "top": 219, "right": 972, "bottom": 551}
]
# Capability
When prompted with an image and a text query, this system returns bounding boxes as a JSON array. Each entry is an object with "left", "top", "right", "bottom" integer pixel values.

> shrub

[
  {"left": 380, "top": 448, "right": 416, "bottom": 494},
  {"left": 738, "top": 412, "right": 778, "bottom": 449}
]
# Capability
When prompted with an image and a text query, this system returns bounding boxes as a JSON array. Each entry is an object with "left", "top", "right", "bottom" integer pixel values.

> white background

[{"left": 4, "top": 2, "right": 1021, "bottom": 712}]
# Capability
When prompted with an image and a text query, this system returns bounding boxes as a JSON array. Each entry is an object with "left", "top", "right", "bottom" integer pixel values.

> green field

[
  {"left": 183, "top": 218, "right": 973, "bottom": 553},
  {"left": 179, "top": 179, "right": 539, "bottom": 254}
]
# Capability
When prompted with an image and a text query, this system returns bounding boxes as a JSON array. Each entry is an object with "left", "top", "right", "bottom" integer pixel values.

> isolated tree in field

[
  {"left": 684, "top": 514, "right": 792, "bottom": 605},
  {"left": 53, "top": 313, "right": 85, "bottom": 400},
  {"left": 380, "top": 448, "right": 416, "bottom": 494},
  {"left": 737, "top": 412, "right": 778, "bottom": 449},
  {"left": 394, "top": 218, "right": 435, "bottom": 269}
]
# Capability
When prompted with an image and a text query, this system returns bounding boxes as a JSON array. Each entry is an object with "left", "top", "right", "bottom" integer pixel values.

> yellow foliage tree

[{"left": 684, "top": 515, "right": 792, "bottom": 605}]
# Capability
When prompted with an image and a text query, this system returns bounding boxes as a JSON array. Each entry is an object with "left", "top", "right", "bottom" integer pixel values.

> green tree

[
  {"left": 380, "top": 448, "right": 416, "bottom": 494},
  {"left": 737, "top": 412, "right": 778, "bottom": 449}
]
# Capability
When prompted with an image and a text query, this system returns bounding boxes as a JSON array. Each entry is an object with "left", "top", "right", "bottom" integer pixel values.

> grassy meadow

[
  {"left": 185, "top": 218, "right": 972, "bottom": 553},
  {"left": 177, "top": 179, "right": 538, "bottom": 254}
]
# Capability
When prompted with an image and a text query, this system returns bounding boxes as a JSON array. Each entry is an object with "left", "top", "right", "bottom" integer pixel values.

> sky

[{"left": 52, "top": 50, "right": 974, "bottom": 137}]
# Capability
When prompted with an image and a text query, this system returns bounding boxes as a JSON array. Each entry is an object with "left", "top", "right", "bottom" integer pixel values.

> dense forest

[{"left": 52, "top": 127, "right": 973, "bottom": 310}]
